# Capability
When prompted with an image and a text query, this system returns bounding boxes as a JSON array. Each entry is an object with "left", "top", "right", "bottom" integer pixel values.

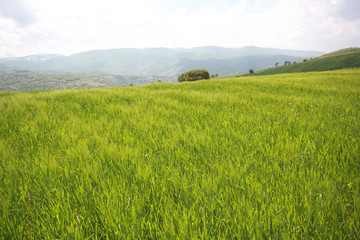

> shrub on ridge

[{"left": 178, "top": 69, "right": 210, "bottom": 82}]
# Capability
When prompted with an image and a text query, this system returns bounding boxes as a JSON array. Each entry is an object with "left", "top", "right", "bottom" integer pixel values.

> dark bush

[{"left": 178, "top": 69, "right": 210, "bottom": 82}]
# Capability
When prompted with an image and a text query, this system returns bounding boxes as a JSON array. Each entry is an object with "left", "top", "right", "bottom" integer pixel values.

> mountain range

[{"left": 0, "top": 46, "right": 322, "bottom": 76}]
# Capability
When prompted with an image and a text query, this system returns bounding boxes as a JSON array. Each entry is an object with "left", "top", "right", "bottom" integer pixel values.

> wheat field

[{"left": 0, "top": 69, "right": 359, "bottom": 239}]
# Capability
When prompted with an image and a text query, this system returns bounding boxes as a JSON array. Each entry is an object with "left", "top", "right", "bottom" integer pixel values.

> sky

[{"left": 0, "top": 0, "right": 359, "bottom": 57}]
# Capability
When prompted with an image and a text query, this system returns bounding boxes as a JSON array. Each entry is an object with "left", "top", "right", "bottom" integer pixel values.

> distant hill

[
  {"left": 0, "top": 46, "right": 322, "bottom": 77},
  {"left": 176, "top": 55, "right": 309, "bottom": 76},
  {"left": 0, "top": 64, "right": 11, "bottom": 71},
  {"left": 0, "top": 70, "right": 173, "bottom": 92},
  {"left": 250, "top": 48, "right": 360, "bottom": 76}
]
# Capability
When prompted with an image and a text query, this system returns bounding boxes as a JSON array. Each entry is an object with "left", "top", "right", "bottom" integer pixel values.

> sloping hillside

[
  {"left": 319, "top": 47, "right": 360, "bottom": 58},
  {"left": 251, "top": 48, "right": 360, "bottom": 76}
]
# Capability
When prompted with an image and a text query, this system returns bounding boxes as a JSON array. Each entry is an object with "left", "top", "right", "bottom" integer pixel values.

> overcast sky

[{"left": 0, "top": 0, "right": 359, "bottom": 57}]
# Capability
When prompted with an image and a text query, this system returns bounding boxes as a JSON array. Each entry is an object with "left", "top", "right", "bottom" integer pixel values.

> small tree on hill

[
  {"left": 249, "top": 69, "right": 254, "bottom": 74},
  {"left": 178, "top": 69, "right": 210, "bottom": 82}
]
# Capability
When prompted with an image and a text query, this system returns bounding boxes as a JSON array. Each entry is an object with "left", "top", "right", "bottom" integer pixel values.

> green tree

[
  {"left": 178, "top": 69, "right": 210, "bottom": 82},
  {"left": 249, "top": 69, "right": 254, "bottom": 74}
]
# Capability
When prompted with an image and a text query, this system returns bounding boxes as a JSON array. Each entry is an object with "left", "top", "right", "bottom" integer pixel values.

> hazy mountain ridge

[
  {"left": 177, "top": 55, "right": 306, "bottom": 76},
  {"left": 0, "top": 46, "right": 322, "bottom": 76}
]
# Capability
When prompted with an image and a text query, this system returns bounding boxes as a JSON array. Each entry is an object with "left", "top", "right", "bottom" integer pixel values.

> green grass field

[{"left": 1, "top": 69, "right": 359, "bottom": 239}]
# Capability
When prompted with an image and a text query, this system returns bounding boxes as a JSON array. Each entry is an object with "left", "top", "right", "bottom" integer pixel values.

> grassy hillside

[
  {"left": 251, "top": 48, "right": 360, "bottom": 76},
  {"left": 0, "top": 70, "right": 175, "bottom": 91},
  {"left": 0, "top": 69, "right": 359, "bottom": 239},
  {"left": 319, "top": 47, "right": 360, "bottom": 58}
]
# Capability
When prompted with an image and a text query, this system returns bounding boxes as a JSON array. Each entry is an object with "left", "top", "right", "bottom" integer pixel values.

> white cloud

[
  {"left": 0, "top": 0, "right": 35, "bottom": 26},
  {"left": 0, "top": 0, "right": 359, "bottom": 57}
]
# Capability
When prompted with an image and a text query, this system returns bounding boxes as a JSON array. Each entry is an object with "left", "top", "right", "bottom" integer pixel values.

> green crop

[{"left": 0, "top": 69, "right": 359, "bottom": 239}]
